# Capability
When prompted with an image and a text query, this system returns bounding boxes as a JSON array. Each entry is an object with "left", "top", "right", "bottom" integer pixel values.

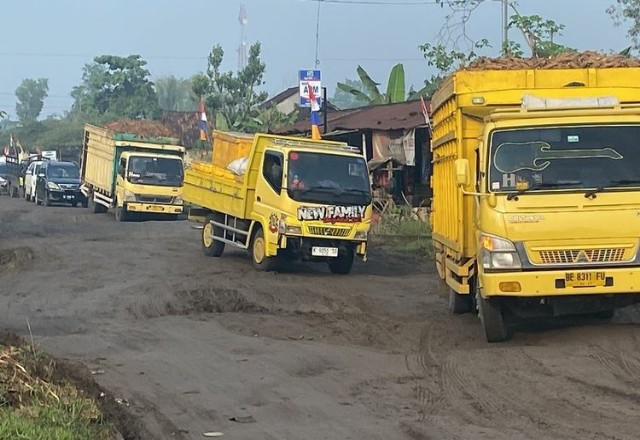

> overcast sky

[{"left": 0, "top": 0, "right": 631, "bottom": 118}]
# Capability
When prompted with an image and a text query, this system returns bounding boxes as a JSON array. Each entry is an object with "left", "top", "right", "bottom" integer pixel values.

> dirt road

[{"left": 2, "top": 196, "right": 640, "bottom": 439}]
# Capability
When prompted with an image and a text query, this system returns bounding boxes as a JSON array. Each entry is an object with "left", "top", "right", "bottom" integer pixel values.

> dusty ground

[{"left": 2, "top": 196, "right": 640, "bottom": 439}]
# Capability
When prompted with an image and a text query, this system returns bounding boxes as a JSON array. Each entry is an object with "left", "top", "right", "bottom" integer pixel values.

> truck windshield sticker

[
  {"left": 298, "top": 205, "right": 366, "bottom": 223},
  {"left": 493, "top": 141, "right": 623, "bottom": 173}
]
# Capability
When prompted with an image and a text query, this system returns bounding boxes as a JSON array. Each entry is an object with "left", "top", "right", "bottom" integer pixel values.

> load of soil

[
  {"left": 464, "top": 50, "right": 640, "bottom": 70},
  {"left": 105, "top": 119, "right": 178, "bottom": 138}
]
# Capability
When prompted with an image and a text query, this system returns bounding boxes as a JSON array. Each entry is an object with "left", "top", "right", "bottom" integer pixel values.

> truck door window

[{"left": 263, "top": 151, "right": 283, "bottom": 192}]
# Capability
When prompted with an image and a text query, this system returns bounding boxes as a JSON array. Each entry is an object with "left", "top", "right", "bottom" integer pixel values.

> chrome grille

[
  {"left": 308, "top": 226, "right": 351, "bottom": 237},
  {"left": 136, "top": 195, "right": 174, "bottom": 204},
  {"left": 59, "top": 183, "right": 78, "bottom": 190},
  {"left": 539, "top": 248, "right": 627, "bottom": 264}
]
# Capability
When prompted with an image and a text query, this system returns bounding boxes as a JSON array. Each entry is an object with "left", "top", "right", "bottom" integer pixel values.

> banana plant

[{"left": 337, "top": 63, "right": 406, "bottom": 105}]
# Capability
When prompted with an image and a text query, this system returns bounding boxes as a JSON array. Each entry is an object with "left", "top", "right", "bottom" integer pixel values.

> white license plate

[{"left": 312, "top": 246, "right": 339, "bottom": 257}]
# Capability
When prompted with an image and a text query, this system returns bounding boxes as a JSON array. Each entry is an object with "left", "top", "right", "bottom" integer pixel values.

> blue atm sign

[{"left": 299, "top": 70, "right": 321, "bottom": 107}]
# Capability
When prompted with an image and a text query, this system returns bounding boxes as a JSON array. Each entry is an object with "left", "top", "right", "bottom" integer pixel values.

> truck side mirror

[
  {"left": 117, "top": 165, "right": 125, "bottom": 177},
  {"left": 455, "top": 158, "right": 471, "bottom": 187}
]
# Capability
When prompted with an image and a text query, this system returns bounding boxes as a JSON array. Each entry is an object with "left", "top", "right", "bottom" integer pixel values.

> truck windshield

[
  {"left": 287, "top": 151, "right": 371, "bottom": 206},
  {"left": 489, "top": 124, "right": 640, "bottom": 194},
  {"left": 127, "top": 156, "right": 183, "bottom": 187}
]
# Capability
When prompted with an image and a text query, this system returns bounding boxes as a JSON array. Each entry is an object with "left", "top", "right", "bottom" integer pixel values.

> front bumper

[
  {"left": 483, "top": 266, "right": 640, "bottom": 297},
  {"left": 48, "top": 189, "right": 85, "bottom": 204},
  {"left": 125, "top": 202, "right": 183, "bottom": 214},
  {"left": 278, "top": 235, "right": 367, "bottom": 260}
]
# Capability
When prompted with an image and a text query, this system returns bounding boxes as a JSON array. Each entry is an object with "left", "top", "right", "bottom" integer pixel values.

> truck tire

[
  {"left": 115, "top": 204, "right": 128, "bottom": 222},
  {"left": 251, "top": 228, "right": 278, "bottom": 271},
  {"left": 327, "top": 247, "right": 354, "bottom": 274},
  {"left": 449, "top": 288, "right": 473, "bottom": 314},
  {"left": 477, "top": 287, "right": 511, "bottom": 343},
  {"left": 202, "top": 214, "right": 225, "bottom": 257}
]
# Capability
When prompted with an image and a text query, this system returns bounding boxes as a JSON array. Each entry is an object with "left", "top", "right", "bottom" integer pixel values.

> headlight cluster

[
  {"left": 123, "top": 190, "right": 137, "bottom": 202},
  {"left": 480, "top": 233, "right": 522, "bottom": 270},
  {"left": 278, "top": 220, "right": 302, "bottom": 235},
  {"left": 47, "top": 181, "right": 60, "bottom": 190},
  {"left": 354, "top": 231, "right": 368, "bottom": 240}
]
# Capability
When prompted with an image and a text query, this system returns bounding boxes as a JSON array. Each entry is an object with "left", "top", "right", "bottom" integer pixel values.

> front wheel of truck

[
  {"left": 251, "top": 228, "right": 278, "bottom": 271},
  {"left": 115, "top": 204, "right": 128, "bottom": 222},
  {"left": 202, "top": 214, "right": 225, "bottom": 257},
  {"left": 476, "top": 287, "right": 511, "bottom": 343},
  {"left": 327, "top": 247, "right": 354, "bottom": 274}
]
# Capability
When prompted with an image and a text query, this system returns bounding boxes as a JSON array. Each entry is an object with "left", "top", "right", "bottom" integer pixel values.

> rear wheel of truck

[
  {"left": 251, "top": 228, "right": 278, "bottom": 271},
  {"left": 477, "top": 287, "right": 511, "bottom": 343},
  {"left": 202, "top": 214, "right": 225, "bottom": 257},
  {"left": 449, "top": 288, "right": 473, "bottom": 314},
  {"left": 327, "top": 247, "right": 354, "bottom": 274}
]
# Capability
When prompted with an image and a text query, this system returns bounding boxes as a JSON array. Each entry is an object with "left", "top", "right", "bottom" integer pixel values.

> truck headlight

[
  {"left": 174, "top": 196, "right": 183, "bottom": 205},
  {"left": 47, "top": 181, "right": 60, "bottom": 190},
  {"left": 480, "top": 234, "right": 522, "bottom": 270},
  {"left": 123, "top": 190, "right": 137, "bottom": 202},
  {"left": 279, "top": 220, "right": 301, "bottom": 235},
  {"left": 355, "top": 231, "right": 368, "bottom": 240}
]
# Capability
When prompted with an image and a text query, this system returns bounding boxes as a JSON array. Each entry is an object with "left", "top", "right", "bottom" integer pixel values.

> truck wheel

[
  {"left": 115, "top": 204, "right": 128, "bottom": 222},
  {"left": 202, "top": 214, "right": 225, "bottom": 257},
  {"left": 449, "top": 288, "right": 473, "bottom": 314},
  {"left": 251, "top": 228, "right": 278, "bottom": 271},
  {"left": 327, "top": 247, "right": 354, "bottom": 274},
  {"left": 476, "top": 287, "right": 511, "bottom": 343}
]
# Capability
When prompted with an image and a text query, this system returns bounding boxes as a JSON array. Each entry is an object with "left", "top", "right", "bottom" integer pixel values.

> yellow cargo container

[
  {"left": 81, "top": 124, "right": 186, "bottom": 221},
  {"left": 431, "top": 67, "right": 640, "bottom": 341},
  {"left": 184, "top": 130, "right": 372, "bottom": 274}
]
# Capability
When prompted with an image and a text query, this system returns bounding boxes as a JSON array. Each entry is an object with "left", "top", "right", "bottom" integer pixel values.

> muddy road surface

[{"left": 2, "top": 196, "right": 640, "bottom": 439}]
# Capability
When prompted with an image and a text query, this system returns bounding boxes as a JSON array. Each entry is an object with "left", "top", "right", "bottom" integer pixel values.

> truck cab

[{"left": 114, "top": 151, "right": 184, "bottom": 221}]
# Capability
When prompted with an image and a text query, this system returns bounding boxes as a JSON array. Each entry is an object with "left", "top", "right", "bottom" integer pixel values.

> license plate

[
  {"left": 147, "top": 205, "right": 164, "bottom": 212},
  {"left": 312, "top": 246, "right": 339, "bottom": 257},
  {"left": 565, "top": 271, "right": 606, "bottom": 288}
]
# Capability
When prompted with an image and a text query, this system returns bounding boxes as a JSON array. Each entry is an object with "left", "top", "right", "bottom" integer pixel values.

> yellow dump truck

[
  {"left": 431, "top": 63, "right": 640, "bottom": 341},
  {"left": 184, "top": 130, "right": 372, "bottom": 274},
  {"left": 80, "top": 123, "right": 186, "bottom": 221}
]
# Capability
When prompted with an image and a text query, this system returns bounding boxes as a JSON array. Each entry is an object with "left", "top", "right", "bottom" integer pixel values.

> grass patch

[
  {"left": 0, "top": 342, "right": 116, "bottom": 440},
  {"left": 371, "top": 205, "right": 434, "bottom": 259}
]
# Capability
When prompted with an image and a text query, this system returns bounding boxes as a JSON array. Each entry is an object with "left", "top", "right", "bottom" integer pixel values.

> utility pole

[
  {"left": 502, "top": 0, "right": 509, "bottom": 55},
  {"left": 238, "top": 4, "right": 248, "bottom": 70},
  {"left": 315, "top": 0, "right": 322, "bottom": 68}
]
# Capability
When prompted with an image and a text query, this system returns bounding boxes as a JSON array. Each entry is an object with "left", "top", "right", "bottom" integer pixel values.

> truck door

[{"left": 253, "top": 150, "right": 285, "bottom": 246}]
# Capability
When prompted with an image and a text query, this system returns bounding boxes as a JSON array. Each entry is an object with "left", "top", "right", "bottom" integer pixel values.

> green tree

[
  {"left": 193, "top": 42, "right": 268, "bottom": 131},
  {"left": 156, "top": 75, "right": 197, "bottom": 111},
  {"left": 244, "top": 106, "right": 299, "bottom": 133},
  {"left": 336, "top": 64, "right": 407, "bottom": 105},
  {"left": 15, "top": 78, "right": 49, "bottom": 124},
  {"left": 331, "top": 78, "right": 368, "bottom": 109},
  {"left": 71, "top": 55, "right": 159, "bottom": 120},
  {"left": 608, "top": 0, "right": 640, "bottom": 52}
]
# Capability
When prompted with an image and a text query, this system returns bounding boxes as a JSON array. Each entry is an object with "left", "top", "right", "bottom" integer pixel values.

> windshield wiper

[
  {"left": 506, "top": 183, "right": 566, "bottom": 201},
  {"left": 584, "top": 179, "right": 640, "bottom": 198}
]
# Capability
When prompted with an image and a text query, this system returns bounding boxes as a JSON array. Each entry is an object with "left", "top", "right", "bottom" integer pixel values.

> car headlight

[
  {"left": 123, "top": 190, "right": 137, "bottom": 202},
  {"left": 354, "top": 230, "right": 368, "bottom": 240},
  {"left": 47, "top": 181, "right": 60, "bottom": 190},
  {"left": 480, "top": 233, "right": 522, "bottom": 270}
]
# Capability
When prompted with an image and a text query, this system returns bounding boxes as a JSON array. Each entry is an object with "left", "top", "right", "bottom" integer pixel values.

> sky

[{"left": 0, "top": 0, "right": 632, "bottom": 119}]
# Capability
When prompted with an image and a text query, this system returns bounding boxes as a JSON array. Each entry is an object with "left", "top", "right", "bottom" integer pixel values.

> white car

[{"left": 24, "top": 160, "right": 43, "bottom": 202}]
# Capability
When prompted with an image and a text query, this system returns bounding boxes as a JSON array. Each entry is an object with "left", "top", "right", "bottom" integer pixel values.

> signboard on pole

[{"left": 299, "top": 69, "right": 321, "bottom": 107}]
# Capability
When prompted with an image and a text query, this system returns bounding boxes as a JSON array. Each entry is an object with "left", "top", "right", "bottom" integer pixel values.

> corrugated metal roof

[{"left": 274, "top": 99, "right": 430, "bottom": 135}]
